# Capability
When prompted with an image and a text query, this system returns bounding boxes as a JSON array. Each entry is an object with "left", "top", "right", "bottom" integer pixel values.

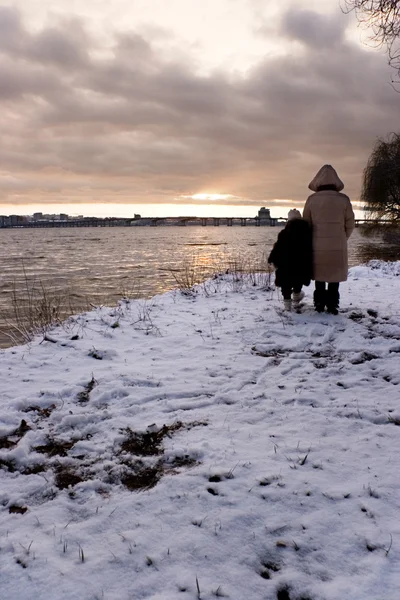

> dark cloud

[
  {"left": 32, "top": 23, "right": 90, "bottom": 68},
  {"left": 0, "top": 6, "right": 23, "bottom": 49},
  {"left": 281, "top": 8, "right": 346, "bottom": 48},
  {"left": 0, "top": 7, "right": 398, "bottom": 207},
  {"left": 0, "top": 6, "right": 89, "bottom": 67},
  {"left": 0, "top": 56, "right": 62, "bottom": 99}
]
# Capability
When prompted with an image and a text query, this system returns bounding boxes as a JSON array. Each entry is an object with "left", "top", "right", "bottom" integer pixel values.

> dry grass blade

[{"left": 0, "top": 264, "right": 85, "bottom": 346}]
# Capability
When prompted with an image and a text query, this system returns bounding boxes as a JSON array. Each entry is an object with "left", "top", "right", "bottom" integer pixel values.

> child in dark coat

[{"left": 268, "top": 209, "right": 313, "bottom": 311}]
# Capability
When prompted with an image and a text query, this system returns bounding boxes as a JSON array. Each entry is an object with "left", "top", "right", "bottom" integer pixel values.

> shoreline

[{"left": 1, "top": 226, "right": 399, "bottom": 350}]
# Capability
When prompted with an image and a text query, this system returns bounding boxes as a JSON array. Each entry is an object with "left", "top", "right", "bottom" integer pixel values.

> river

[{"left": 0, "top": 225, "right": 398, "bottom": 347}]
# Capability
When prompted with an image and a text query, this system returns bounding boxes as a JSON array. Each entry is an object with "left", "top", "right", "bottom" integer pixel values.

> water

[{"left": 0, "top": 226, "right": 397, "bottom": 347}]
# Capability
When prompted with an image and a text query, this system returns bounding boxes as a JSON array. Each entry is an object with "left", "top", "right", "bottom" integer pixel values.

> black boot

[
  {"left": 326, "top": 284, "right": 340, "bottom": 315},
  {"left": 313, "top": 288, "right": 326, "bottom": 312}
]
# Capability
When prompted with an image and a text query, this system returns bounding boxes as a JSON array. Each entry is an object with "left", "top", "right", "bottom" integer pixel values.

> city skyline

[
  {"left": 0, "top": 202, "right": 367, "bottom": 221},
  {"left": 1, "top": 1, "right": 397, "bottom": 218}
]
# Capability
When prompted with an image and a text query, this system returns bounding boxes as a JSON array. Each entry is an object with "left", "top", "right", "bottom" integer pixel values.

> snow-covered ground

[{"left": 1, "top": 261, "right": 400, "bottom": 600}]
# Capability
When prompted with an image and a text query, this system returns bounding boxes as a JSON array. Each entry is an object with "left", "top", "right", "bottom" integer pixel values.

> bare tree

[
  {"left": 343, "top": 1, "right": 400, "bottom": 81},
  {"left": 362, "top": 132, "right": 400, "bottom": 223}
]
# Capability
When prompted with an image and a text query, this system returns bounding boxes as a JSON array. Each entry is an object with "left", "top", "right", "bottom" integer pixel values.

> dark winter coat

[{"left": 268, "top": 219, "right": 313, "bottom": 289}]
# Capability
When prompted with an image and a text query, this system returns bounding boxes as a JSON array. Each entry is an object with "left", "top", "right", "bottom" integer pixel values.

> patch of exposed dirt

[
  {"left": 9, "top": 505, "right": 28, "bottom": 514},
  {"left": 0, "top": 420, "right": 31, "bottom": 450},
  {"left": 55, "top": 467, "right": 84, "bottom": 490},
  {"left": 119, "top": 420, "right": 206, "bottom": 457},
  {"left": 347, "top": 311, "right": 365, "bottom": 321},
  {"left": 168, "top": 455, "right": 198, "bottom": 469},
  {"left": 120, "top": 460, "right": 164, "bottom": 491},
  {"left": 117, "top": 420, "right": 206, "bottom": 491},
  {"left": 77, "top": 375, "right": 97, "bottom": 404},
  {"left": 121, "top": 429, "right": 169, "bottom": 456},
  {"left": 251, "top": 346, "right": 286, "bottom": 358},
  {"left": 1, "top": 419, "right": 207, "bottom": 496},
  {"left": 21, "top": 464, "right": 46, "bottom": 475},
  {"left": 23, "top": 405, "right": 56, "bottom": 418},
  {"left": 0, "top": 437, "right": 16, "bottom": 450},
  {"left": 312, "top": 360, "right": 327, "bottom": 369},
  {"left": 0, "top": 458, "right": 16, "bottom": 472},
  {"left": 276, "top": 590, "right": 311, "bottom": 600},
  {"left": 34, "top": 437, "right": 77, "bottom": 457},
  {"left": 120, "top": 421, "right": 185, "bottom": 456}
]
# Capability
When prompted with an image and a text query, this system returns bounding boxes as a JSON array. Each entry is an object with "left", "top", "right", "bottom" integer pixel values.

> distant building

[
  {"left": 33, "top": 212, "right": 43, "bottom": 221},
  {"left": 258, "top": 207, "right": 271, "bottom": 219},
  {"left": 9, "top": 215, "right": 26, "bottom": 226},
  {"left": 255, "top": 207, "right": 279, "bottom": 226}
]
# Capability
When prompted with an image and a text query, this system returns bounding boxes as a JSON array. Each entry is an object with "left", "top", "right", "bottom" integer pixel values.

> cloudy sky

[{"left": 0, "top": 0, "right": 399, "bottom": 218}]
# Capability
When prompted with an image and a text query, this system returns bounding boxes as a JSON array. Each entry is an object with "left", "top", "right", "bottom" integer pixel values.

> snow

[{"left": 0, "top": 261, "right": 399, "bottom": 600}]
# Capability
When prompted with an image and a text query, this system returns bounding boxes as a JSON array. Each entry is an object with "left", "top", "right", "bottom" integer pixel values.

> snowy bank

[{"left": 0, "top": 261, "right": 400, "bottom": 600}]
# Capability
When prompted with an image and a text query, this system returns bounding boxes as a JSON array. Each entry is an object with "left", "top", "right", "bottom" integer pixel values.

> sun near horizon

[{"left": 189, "top": 194, "right": 234, "bottom": 202}]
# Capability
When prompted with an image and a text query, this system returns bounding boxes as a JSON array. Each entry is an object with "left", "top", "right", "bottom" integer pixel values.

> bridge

[
  {"left": 182, "top": 216, "right": 279, "bottom": 226},
  {"left": 128, "top": 216, "right": 281, "bottom": 226},
  {"left": 1, "top": 217, "right": 392, "bottom": 229},
  {"left": 2, "top": 216, "right": 281, "bottom": 228}
]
